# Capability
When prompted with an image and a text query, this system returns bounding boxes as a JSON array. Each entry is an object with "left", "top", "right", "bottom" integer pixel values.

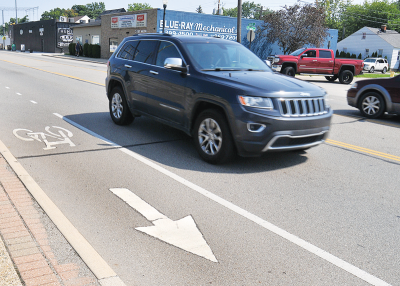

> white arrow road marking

[{"left": 110, "top": 188, "right": 218, "bottom": 263}]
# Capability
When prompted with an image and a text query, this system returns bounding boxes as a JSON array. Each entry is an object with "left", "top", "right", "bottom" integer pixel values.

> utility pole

[
  {"left": 259, "top": 6, "right": 263, "bottom": 20},
  {"left": 237, "top": 0, "right": 242, "bottom": 43},
  {"left": 15, "top": 0, "right": 18, "bottom": 24}
]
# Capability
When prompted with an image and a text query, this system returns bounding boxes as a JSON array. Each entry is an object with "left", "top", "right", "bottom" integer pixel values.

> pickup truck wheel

[
  {"left": 382, "top": 67, "right": 387, "bottom": 74},
  {"left": 325, "top": 76, "right": 338, "bottom": 82},
  {"left": 193, "top": 109, "right": 234, "bottom": 164},
  {"left": 109, "top": 87, "right": 134, "bottom": 125},
  {"left": 359, "top": 92, "right": 385, "bottom": 119},
  {"left": 369, "top": 66, "right": 374, "bottom": 73},
  {"left": 282, "top": 66, "right": 295, "bottom": 77},
  {"left": 339, "top": 70, "right": 353, "bottom": 84}
]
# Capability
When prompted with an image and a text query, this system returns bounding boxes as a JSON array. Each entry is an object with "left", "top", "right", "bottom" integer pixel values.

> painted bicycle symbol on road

[{"left": 13, "top": 126, "right": 76, "bottom": 150}]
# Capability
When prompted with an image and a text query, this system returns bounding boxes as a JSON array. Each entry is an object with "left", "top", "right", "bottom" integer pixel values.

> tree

[
  {"left": 222, "top": 1, "right": 271, "bottom": 19},
  {"left": 196, "top": 5, "right": 203, "bottom": 13},
  {"left": 127, "top": 3, "right": 153, "bottom": 11},
  {"left": 84, "top": 2, "right": 106, "bottom": 18},
  {"left": 41, "top": 8, "right": 77, "bottom": 20},
  {"left": 319, "top": 0, "right": 400, "bottom": 39},
  {"left": 261, "top": 4, "right": 328, "bottom": 54}
]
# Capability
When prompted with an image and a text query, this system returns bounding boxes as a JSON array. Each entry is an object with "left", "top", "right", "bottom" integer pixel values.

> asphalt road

[{"left": 1, "top": 51, "right": 399, "bottom": 286}]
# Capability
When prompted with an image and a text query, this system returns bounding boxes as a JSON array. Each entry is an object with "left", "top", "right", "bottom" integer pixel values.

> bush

[
  {"left": 336, "top": 50, "right": 340, "bottom": 58},
  {"left": 88, "top": 44, "right": 93, "bottom": 58},
  {"left": 92, "top": 45, "right": 101, "bottom": 58},
  {"left": 83, "top": 43, "right": 89, "bottom": 57},
  {"left": 358, "top": 53, "right": 362, "bottom": 59},
  {"left": 339, "top": 51, "right": 346, "bottom": 58},
  {"left": 69, "top": 43, "right": 76, "bottom": 55}
]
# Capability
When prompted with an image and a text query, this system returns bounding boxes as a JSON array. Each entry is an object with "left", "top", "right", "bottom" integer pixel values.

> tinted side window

[
  {"left": 155, "top": 41, "right": 182, "bottom": 67},
  {"left": 133, "top": 40, "right": 158, "bottom": 64},
  {"left": 319, "top": 50, "right": 332, "bottom": 58},
  {"left": 118, "top": 41, "right": 139, "bottom": 60}
]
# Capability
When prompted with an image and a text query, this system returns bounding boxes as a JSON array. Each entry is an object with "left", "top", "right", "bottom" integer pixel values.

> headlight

[
  {"left": 351, "top": 82, "right": 358, "bottom": 89},
  {"left": 274, "top": 57, "right": 280, "bottom": 63},
  {"left": 238, "top": 96, "right": 274, "bottom": 109},
  {"left": 324, "top": 94, "right": 331, "bottom": 108}
]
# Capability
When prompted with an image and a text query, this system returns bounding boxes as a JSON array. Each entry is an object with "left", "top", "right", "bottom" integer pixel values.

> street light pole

[
  {"left": 162, "top": 0, "right": 168, "bottom": 33},
  {"left": 15, "top": 0, "right": 18, "bottom": 24}
]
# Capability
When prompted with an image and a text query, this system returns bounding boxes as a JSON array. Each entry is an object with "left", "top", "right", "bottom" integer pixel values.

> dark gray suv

[{"left": 106, "top": 34, "right": 332, "bottom": 163}]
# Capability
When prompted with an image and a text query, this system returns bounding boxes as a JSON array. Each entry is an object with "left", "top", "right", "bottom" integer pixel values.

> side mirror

[
  {"left": 164, "top": 58, "right": 187, "bottom": 73},
  {"left": 301, "top": 54, "right": 308, "bottom": 58}
]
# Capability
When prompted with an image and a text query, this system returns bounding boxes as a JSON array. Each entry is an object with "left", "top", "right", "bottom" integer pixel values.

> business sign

[
  {"left": 111, "top": 14, "right": 147, "bottom": 29},
  {"left": 159, "top": 20, "right": 237, "bottom": 41}
]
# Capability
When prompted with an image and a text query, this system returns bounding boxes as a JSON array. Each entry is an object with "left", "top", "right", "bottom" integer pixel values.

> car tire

[
  {"left": 339, "top": 70, "right": 353, "bottom": 84},
  {"left": 382, "top": 67, "right": 387, "bottom": 74},
  {"left": 282, "top": 66, "right": 295, "bottom": 77},
  {"left": 109, "top": 87, "right": 134, "bottom": 125},
  {"left": 369, "top": 66, "right": 374, "bottom": 73},
  {"left": 193, "top": 109, "right": 235, "bottom": 164},
  {"left": 359, "top": 92, "right": 385, "bottom": 119},
  {"left": 325, "top": 75, "right": 338, "bottom": 82}
]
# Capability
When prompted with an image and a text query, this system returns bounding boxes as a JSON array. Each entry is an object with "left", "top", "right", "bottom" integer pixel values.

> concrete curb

[{"left": 0, "top": 140, "right": 126, "bottom": 286}]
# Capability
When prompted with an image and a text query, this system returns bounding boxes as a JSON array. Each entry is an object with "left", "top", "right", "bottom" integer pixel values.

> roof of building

[
  {"left": 99, "top": 8, "right": 126, "bottom": 18},
  {"left": 71, "top": 20, "right": 101, "bottom": 29},
  {"left": 366, "top": 27, "right": 400, "bottom": 48}
]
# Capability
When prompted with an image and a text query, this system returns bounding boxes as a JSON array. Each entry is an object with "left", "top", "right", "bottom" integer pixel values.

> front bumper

[
  {"left": 232, "top": 107, "right": 333, "bottom": 157},
  {"left": 271, "top": 64, "right": 282, "bottom": 72}
]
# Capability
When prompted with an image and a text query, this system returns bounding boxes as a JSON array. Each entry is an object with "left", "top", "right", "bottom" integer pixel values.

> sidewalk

[
  {"left": 41, "top": 53, "right": 109, "bottom": 65},
  {"left": 0, "top": 153, "right": 100, "bottom": 286}
]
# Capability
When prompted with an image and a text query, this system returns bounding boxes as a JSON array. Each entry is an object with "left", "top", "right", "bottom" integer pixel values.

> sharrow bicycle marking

[
  {"left": 13, "top": 126, "right": 75, "bottom": 150},
  {"left": 54, "top": 112, "right": 391, "bottom": 286}
]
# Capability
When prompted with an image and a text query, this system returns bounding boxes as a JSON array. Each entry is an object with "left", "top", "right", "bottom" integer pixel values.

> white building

[{"left": 337, "top": 25, "right": 400, "bottom": 70}]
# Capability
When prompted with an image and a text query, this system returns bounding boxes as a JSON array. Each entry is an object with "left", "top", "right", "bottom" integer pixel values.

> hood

[{"left": 204, "top": 71, "right": 325, "bottom": 97}]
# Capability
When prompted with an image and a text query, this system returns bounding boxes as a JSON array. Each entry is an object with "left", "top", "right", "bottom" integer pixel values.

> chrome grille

[{"left": 278, "top": 98, "right": 327, "bottom": 117}]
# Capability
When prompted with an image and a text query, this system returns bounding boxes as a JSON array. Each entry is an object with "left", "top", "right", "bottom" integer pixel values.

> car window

[
  {"left": 304, "top": 50, "right": 316, "bottom": 58},
  {"left": 118, "top": 41, "right": 139, "bottom": 60},
  {"left": 133, "top": 40, "right": 158, "bottom": 64},
  {"left": 155, "top": 41, "right": 182, "bottom": 67},
  {"left": 183, "top": 41, "right": 270, "bottom": 71},
  {"left": 319, "top": 50, "right": 331, "bottom": 58}
]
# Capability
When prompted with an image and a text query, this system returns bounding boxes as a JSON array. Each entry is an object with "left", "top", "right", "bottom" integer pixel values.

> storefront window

[
  {"left": 110, "top": 38, "right": 118, "bottom": 53},
  {"left": 92, "top": 35, "right": 100, "bottom": 45}
]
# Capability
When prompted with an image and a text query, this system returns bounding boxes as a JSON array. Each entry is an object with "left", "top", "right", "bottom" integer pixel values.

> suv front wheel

[
  {"left": 193, "top": 109, "right": 234, "bottom": 164},
  {"left": 109, "top": 87, "right": 134, "bottom": 125}
]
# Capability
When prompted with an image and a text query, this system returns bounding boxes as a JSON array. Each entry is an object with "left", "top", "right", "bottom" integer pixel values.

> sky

[{"left": 2, "top": 0, "right": 367, "bottom": 24}]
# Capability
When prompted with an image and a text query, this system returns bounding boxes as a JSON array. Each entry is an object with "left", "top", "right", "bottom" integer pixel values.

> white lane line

[
  {"left": 30, "top": 100, "right": 37, "bottom": 104},
  {"left": 5, "top": 86, "right": 10, "bottom": 89},
  {"left": 16, "top": 93, "right": 22, "bottom": 95},
  {"left": 54, "top": 112, "right": 392, "bottom": 286}
]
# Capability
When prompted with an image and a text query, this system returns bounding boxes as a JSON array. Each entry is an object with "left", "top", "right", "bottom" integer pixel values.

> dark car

[
  {"left": 106, "top": 34, "right": 332, "bottom": 163},
  {"left": 347, "top": 75, "right": 400, "bottom": 119}
]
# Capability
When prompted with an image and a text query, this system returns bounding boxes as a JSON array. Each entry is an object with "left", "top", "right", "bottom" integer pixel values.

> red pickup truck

[{"left": 267, "top": 48, "right": 364, "bottom": 84}]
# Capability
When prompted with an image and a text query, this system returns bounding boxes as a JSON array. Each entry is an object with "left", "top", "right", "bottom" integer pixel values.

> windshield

[
  {"left": 290, "top": 48, "right": 306, "bottom": 56},
  {"left": 182, "top": 41, "right": 271, "bottom": 71},
  {"left": 364, "top": 59, "right": 376, "bottom": 63}
]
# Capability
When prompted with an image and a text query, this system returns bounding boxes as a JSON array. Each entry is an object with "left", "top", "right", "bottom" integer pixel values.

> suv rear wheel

[
  {"left": 193, "top": 109, "right": 234, "bottom": 164},
  {"left": 109, "top": 87, "right": 134, "bottom": 125},
  {"left": 359, "top": 92, "right": 385, "bottom": 119}
]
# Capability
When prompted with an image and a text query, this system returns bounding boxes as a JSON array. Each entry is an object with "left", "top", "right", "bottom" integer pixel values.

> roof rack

[{"left": 135, "top": 33, "right": 172, "bottom": 36}]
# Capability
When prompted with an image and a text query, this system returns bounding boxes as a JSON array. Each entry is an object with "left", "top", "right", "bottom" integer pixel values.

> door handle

[
  {"left": 124, "top": 64, "right": 132, "bottom": 68},
  {"left": 312, "top": 60, "right": 317, "bottom": 62},
  {"left": 150, "top": 70, "right": 159, "bottom": 75}
]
